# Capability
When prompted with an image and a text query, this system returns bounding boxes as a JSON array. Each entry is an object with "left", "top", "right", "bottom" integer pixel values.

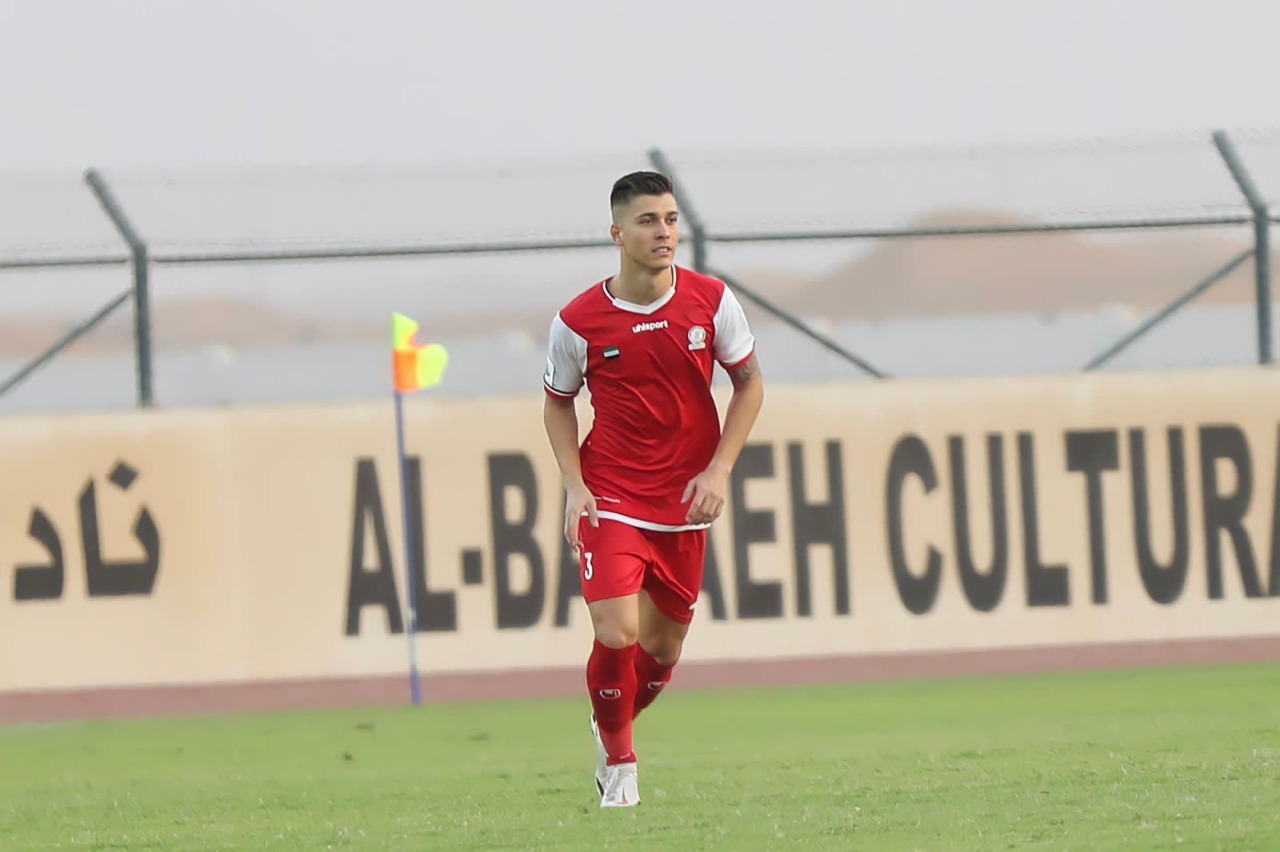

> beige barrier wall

[{"left": 3, "top": 366, "right": 1280, "bottom": 693}]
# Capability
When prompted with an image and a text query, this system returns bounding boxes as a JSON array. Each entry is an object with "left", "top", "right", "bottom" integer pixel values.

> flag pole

[
  {"left": 391, "top": 311, "right": 448, "bottom": 708},
  {"left": 393, "top": 387, "right": 423, "bottom": 706}
]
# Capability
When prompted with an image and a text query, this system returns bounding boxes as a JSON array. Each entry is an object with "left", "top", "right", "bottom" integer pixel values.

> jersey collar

[{"left": 601, "top": 266, "right": 678, "bottom": 315}]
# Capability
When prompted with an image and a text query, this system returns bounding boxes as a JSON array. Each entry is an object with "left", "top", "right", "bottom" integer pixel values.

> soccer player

[{"left": 541, "top": 171, "right": 765, "bottom": 808}]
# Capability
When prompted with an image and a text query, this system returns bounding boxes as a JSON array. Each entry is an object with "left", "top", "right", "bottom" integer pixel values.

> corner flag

[{"left": 390, "top": 312, "right": 449, "bottom": 706}]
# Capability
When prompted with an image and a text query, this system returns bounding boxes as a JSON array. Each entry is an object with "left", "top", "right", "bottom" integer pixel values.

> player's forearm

[
  {"left": 709, "top": 374, "right": 764, "bottom": 474},
  {"left": 543, "top": 396, "right": 587, "bottom": 488}
]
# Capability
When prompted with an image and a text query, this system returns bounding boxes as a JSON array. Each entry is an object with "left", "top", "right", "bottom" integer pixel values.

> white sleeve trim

[
  {"left": 544, "top": 312, "right": 587, "bottom": 396},
  {"left": 713, "top": 285, "right": 756, "bottom": 366}
]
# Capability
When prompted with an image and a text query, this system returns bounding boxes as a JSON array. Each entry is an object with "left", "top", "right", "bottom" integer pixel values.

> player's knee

[
  {"left": 647, "top": 640, "right": 683, "bottom": 667},
  {"left": 640, "top": 625, "right": 686, "bottom": 665},
  {"left": 593, "top": 621, "right": 639, "bottom": 648}
]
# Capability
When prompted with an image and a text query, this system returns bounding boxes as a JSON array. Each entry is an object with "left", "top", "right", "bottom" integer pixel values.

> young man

[{"left": 541, "top": 171, "right": 765, "bottom": 808}]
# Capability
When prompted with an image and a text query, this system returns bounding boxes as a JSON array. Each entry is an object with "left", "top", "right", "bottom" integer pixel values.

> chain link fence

[{"left": 1, "top": 130, "right": 1277, "bottom": 414}]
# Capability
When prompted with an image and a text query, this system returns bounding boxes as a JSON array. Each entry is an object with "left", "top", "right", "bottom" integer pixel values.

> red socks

[
  {"left": 587, "top": 640, "right": 679, "bottom": 762},
  {"left": 632, "top": 644, "right": 674, "bottom": 719},
  {"left": 586, "top": 640, "right": 637, "bottom": 764}
]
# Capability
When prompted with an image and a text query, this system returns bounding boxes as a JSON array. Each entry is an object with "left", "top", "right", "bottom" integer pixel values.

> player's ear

[{"left": 610, "top": 223, "right": 622, "bottom": 245}]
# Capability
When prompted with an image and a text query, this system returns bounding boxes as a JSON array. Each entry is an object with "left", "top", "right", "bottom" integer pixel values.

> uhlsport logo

[{"left": 632, "top": 320, "right": 669, "bottom": 334}]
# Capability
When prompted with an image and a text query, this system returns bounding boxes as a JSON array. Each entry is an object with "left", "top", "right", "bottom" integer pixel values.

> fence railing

[{"left": 1, "top": 128, "right": 1275, "bottom": 410}]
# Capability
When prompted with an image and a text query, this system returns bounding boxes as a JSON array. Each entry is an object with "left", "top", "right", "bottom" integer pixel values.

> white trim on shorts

[{"left": 583, "top": 510, "right": 711, "bottom": 533}]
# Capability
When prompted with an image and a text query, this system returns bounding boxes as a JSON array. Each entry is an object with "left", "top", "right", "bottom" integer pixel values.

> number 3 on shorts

[{"left": 583, "top": 552, "right": 594, "bottom": 581}]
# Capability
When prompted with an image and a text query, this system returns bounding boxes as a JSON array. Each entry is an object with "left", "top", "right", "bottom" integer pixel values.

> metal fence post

[
  {"left": 647, "top": 147, "right": 708, "bottom": 273},
  {"left": 1212, "top": 130, "right": 1272, "bottom": 365},
  {"left": 1083, "top": 249, "right": 1254, "bottom": 371},
  {"left": 710, "top": 268, "right": 888, "bottom": 378},
  {"left": 84, "top": 168, "right": 154, "bottom": 407}
]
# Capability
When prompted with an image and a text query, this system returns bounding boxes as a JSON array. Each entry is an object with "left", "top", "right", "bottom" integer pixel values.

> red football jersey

[{"left": 543, "top": 266, "right": 756, "bottom": 531}]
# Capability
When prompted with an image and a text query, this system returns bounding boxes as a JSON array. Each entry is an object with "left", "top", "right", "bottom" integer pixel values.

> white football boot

[
  {"left": 598, "top": 760, "right": 640, "bottom": 809},
  {"left": 590, "top": 713, "right": 608, "bottom": 796}
]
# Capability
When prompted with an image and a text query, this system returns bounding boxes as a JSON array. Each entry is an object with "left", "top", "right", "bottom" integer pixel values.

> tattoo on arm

[{"left": 729, "top": 354, "right": 760, "bottom": 386}]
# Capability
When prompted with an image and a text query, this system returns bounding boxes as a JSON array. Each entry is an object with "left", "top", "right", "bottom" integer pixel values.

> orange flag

[{"left": 392, "top": 312, "right": 449, "bottom": 393}]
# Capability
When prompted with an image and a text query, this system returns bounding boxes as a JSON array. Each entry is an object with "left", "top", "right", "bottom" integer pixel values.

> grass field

[{"left": 2, "top": 663, "right": 1279, "bottom": 850}]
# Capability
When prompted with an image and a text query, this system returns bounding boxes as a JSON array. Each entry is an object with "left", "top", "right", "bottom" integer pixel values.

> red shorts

[{"left": 578, "top": 518, "right": 707, "bottom": 624}]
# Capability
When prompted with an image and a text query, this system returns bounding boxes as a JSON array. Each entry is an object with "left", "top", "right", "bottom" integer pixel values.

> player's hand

[
  {"left": 682, "top": 465, "right": 730, "bottom": 525},
  {"left": 564, "top": 482, "right": 598, "bottom": 555}
]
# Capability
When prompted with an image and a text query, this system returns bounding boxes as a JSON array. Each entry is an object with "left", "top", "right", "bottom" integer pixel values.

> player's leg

[
  {"left": 633, "top": 528, "right": 706, "bottom": 719},
  {"left": 578, "top": 519, "right": 647, "bottom": 806},
  {"left": 633, "top": 589, "right": 690, "bottom": 719},
  {"left": 586, "top": 593, "right": 640, "bottom": 764}
]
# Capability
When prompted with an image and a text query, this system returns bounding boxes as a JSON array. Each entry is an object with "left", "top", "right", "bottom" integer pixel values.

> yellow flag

[{"left": 391, "top": 312, "right": 449, "bottom": 393}]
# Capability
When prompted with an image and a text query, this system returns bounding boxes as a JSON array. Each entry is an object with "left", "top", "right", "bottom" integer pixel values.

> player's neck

[{"left": 609, "top": 263, "right": 674, "bottom": 306}]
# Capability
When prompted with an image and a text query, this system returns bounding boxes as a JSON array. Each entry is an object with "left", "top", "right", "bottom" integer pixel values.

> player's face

[{"left": 611, "top": 193, "right": 679, "bottom": 271}]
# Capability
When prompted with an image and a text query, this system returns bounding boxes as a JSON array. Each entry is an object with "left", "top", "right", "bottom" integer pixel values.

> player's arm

[
  {"left": 683, "top": 285, "right": 765, "bottom": 525},
  {"left": 543, "top": 396, "right": 599, "bottom": 554},
  {"left": 543, "top": 394, "right": 586, "bottom": 491},
  {"left": 542, "top": 314, "right": 597, "bottom": 552},
  {"left": 709, "top": 353, "right": 764, "bottom": 474},
  {"left": 683, "top": 353, "right": 764, "bottom": 524}
]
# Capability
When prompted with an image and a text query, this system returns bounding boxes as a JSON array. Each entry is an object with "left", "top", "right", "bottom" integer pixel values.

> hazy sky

[{"left": 3, "top": 0, "right": 1278, "bottom": 172}]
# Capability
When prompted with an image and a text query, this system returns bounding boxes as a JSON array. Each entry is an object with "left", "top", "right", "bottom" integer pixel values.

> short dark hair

[{"left": 610, "top": 170, "right": 674, "bottom": 212}]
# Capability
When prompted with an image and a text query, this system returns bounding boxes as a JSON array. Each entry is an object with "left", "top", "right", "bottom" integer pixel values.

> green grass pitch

[{"left": 3, "top": 663, "right": 1279, "bottom": 850}]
